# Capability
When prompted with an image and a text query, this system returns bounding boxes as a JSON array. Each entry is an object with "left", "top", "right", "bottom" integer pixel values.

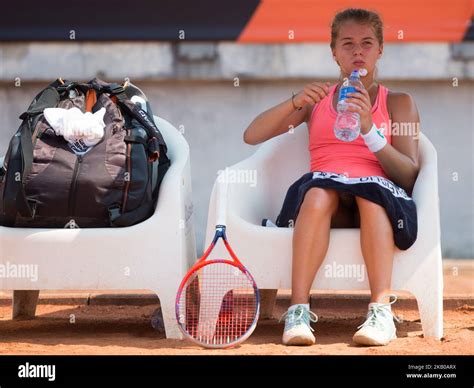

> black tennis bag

[{"left": 0, "top": 78, "right": 170, "bottom": 228}]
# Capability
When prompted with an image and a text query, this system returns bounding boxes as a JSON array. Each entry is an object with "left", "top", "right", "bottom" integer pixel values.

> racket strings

[{"left": 178, "top": 261, "right": 258, "bottom": 346}]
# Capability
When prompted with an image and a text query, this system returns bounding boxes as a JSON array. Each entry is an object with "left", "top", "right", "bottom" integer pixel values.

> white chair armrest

[{"left": 411, "top": 133, "right": 441, "bottom": 242}]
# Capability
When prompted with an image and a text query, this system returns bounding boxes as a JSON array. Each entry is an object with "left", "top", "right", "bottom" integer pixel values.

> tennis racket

[{"left": 175, "top": 170, "right": 260, "bottom": 348}]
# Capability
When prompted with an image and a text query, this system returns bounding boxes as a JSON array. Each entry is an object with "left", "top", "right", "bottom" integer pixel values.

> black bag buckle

[
  {"left": 57, "top": 82, "right": 77, "bottom": 93},
  {"left": 108, "top": 84, "right": 125, "bottom": 95}
]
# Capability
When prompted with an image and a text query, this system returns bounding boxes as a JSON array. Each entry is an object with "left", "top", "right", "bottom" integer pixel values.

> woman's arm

[
  {"left": 373, "top": 92, "right": 420, "bottom": 194},
  {"left": 345, "top": 88, "right": 420, "bottom": 194},
  {"left": 243, "top": 99, "right": 308, "bottom": 145},
  {"left": 243, "top": 82, "right": 331, "bottom": 145}
]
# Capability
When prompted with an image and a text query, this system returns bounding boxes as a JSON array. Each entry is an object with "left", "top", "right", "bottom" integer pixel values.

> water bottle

[{"left": 334, "top": 70, "right": 364, "bottom": 142}]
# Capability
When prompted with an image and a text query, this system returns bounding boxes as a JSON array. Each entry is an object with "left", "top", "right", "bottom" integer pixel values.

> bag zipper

[
  {"left": 68, "top": 154, "right": 83, "bottom": 216},
  {"left": 122, "top": 135, "right": 132, "bottom": 213}
]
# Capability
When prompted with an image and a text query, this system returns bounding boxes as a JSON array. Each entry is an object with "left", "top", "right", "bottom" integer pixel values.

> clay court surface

[
  {"left": 0, "top": 260, "right": 472, "bottom": 355},
  {"left": 0, "top": 302, "right": 472, "bottom": 356}
]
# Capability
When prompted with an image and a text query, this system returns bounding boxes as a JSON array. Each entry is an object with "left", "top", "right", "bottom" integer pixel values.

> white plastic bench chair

[
  {"left": 0, "top": 116, "right": 195, "bottom": 339},
  {"left": 205, "top": 128, "right": 443, "bottom": 339}
]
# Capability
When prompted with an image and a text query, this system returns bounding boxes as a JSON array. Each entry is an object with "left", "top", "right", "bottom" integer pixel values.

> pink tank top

[{"left": 308, "top": 83, "right": 391, "bottom": 178}]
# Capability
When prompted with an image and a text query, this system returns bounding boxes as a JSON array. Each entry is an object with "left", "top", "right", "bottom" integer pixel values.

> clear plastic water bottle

[{"left": 334, "top": 70, "right": 364, "bottom": 142}]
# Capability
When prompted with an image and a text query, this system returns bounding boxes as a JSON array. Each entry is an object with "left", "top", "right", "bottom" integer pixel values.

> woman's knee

[
  {"left": 300, "top": 188, "right": 339, "bottom": 215},
  {"left": 355, "top": 196, "right": 384, "bottom": 213},
  {"left": 355, "top": 196, "right": 390, "bottom": 225}
]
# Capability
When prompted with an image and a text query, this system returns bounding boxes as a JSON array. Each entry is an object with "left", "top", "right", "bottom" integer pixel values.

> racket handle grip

[{"left": 216, "top": 169, "right": 228, "bottom": 226}]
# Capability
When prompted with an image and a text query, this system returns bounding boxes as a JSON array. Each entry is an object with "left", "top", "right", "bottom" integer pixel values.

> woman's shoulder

[{"left": 386, "top": 89, "right": 418, "bottom": 120}]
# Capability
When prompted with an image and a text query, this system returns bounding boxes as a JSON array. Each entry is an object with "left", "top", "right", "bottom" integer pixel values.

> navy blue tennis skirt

[{"left": 275, "top": 171, "right": 418, "bottom": 250}]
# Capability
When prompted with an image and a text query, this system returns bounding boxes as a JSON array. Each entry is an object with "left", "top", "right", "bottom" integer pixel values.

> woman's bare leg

[
  {"left": 290, "top": 188, "right": 339, "bottom": 305},
  {"left": 355, "top": 196, "right": 395, "bottom": 303}
]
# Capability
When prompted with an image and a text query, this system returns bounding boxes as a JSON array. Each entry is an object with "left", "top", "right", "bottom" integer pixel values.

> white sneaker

[
  {"left": 280, "top": 304, "right": 318, "bottom": 346},
  {"left": 353, "top": 294, "right": 401, "bottom": 346}
]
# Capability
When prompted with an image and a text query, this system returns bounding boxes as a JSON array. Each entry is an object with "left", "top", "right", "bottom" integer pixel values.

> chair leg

[
  {"left": 12, "top": 290, "right": 40, "bottom": 320},
  {"left": 260, "top": 289, "right": 278, "bottom": 320},
  {"left": 156, "top": 289, "right": 183, "bottom": 340},
  {"left": 411, "top": 287, "right": 443, "bottom": 339},
  {"left": 406, "top": 252, "right": 444, "bottom": 340}
]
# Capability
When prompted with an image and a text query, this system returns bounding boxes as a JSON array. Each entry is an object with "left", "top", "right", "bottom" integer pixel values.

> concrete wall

[{"left": 0, "top": 43, "right": 472, "bottom": 258}]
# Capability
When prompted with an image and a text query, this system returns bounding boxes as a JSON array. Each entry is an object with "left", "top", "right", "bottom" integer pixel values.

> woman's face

[{"left": 332, "top": 20, "right": 383, "bottom": 77}]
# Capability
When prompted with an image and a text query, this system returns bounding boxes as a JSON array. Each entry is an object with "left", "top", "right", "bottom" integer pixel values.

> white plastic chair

[
  {"left": 205, "top": 128, "right": 443, "bottom": 339},
  {"left": 0, "top": 116, "right": 196, "bottom": 339}
]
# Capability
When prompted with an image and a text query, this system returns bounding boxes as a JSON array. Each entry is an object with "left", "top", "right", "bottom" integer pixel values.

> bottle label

[{"left": 338, "top": 86, "right": 356, "bottom": 102}]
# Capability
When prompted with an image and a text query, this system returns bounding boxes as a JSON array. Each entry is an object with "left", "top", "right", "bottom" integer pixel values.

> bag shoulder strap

[
  {"left": 2, "top": 78, "right": 72, "bottom": 225},
  {"left": 103, "top": 82, "right": 169, "bottom": 163}
]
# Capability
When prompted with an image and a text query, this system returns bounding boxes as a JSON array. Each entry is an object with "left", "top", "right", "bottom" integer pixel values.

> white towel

[{"left": 44, "top": 107, "right": 106, "bottom": 155}]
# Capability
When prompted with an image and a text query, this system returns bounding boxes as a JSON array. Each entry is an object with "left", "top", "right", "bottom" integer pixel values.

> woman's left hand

[{"left": 345, "top": 86, "right": 373, "bottom": 135}]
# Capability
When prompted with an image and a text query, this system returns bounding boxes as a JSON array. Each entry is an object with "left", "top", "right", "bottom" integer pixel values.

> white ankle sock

[
  {"left": 289, "top": 303, "right": 310, "bottom": 312},
  {"left": 369, "top": 302, "right": 391, "bottom": 311}
]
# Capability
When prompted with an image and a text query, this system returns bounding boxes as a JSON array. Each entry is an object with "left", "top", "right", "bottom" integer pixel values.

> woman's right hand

[{"left": 293, "top": 81, "right": 331, "bottom": 108}]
